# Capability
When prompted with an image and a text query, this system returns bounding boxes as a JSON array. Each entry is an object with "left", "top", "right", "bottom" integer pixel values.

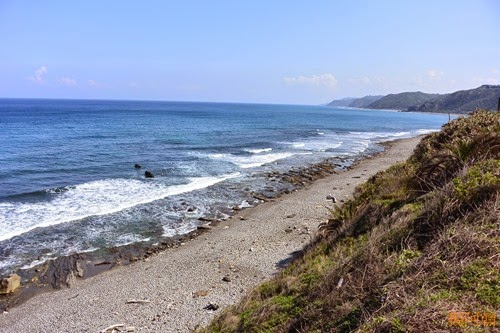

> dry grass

[{"left": 198, "top": 110, "right": 500, "bottom": 333}]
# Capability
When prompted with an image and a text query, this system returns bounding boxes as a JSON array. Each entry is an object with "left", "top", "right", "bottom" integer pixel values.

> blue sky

[{"left": 1, "top": 1, "right": 499, "bottom": 104}]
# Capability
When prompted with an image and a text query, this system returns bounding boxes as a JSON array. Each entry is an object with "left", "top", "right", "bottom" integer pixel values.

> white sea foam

[
  {"left": 20, "top": 256, "right": 57, "bottom": 270},
  {"left": 209, "top": 152, "right": 295, "bottom": 168},
  {"left": 290, "top": 140, "right": 342, "bottom": 152},
  {"left": 244, "top": 148, "right": 273, "bottom": 154},
  {"left": 162, "top": 220, "right": 199, "bottom": 237},
  {"left": 0, "top": 173, "right": 240, "bottom": 242},
  {"left": 391, "top": 131, "right": 411, "bottom": 137},
  {"left": 238, "top": 200, "right": 253, "bottom": 209}
]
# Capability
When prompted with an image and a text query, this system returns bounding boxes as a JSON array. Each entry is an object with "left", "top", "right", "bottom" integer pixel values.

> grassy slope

[{"left": 198, "top": 110, "right": 499, "bottom": 333}]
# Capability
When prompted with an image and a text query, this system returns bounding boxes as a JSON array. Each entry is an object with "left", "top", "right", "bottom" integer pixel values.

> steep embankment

[{"left": 200, "top": 110, "right": 499, "bottom": 332}]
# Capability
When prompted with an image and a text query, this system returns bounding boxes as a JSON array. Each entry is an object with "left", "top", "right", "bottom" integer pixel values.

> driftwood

[
  {"left": 100, "top": 323, "right": 125, "bottom": 333},
  {"left": 126, "top": 299, "right": 151, "bottom": 304}
]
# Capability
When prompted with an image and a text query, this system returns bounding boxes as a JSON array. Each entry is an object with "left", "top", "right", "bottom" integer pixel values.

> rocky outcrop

[
  {"left": 144, "top": 170, "right": 154, "bottom": 178},
  {"left": 0, "top": 274, "right": 21, "bottom": 294},
  {"left": 41, "top": 254, "right": 86, "bottom": 289}
]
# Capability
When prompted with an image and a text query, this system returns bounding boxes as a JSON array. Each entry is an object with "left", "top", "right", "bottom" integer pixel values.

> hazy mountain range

[{"left": 328, "top": 85, "right": 500, "bottom": 113}]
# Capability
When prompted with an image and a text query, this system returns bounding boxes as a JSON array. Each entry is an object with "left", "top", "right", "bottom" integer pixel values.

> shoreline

[{"left": 0, "top": 136, "right": 422, "bottom": 333}]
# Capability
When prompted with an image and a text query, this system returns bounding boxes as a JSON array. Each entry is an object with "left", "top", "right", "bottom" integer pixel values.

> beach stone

[
  {"left": 0, "top": 273, "right": 21, "bottom": 294},
  {"left": 192, "top": 290, "right": 209, "bottom": 298},
  {"left": 144, "top": 170, "right": 154, "bottom": 178},
  {"left": 326, "top": 194, "right": 337, "bottom": 203},
  {"left": 203, "top": 303, "right": 219, "bottom": 311},
  {"left": 222, "top": 276, "right": 231, "bottom": 282}
]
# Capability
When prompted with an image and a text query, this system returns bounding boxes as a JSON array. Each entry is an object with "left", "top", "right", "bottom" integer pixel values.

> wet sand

[{"left": 0, "top": 136, "right": 421, "bottom": 333}]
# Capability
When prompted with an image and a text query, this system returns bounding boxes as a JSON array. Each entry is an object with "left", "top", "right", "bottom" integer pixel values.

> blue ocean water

[{"left": 0, "top": 99, "right": 451, "bottom": 274}]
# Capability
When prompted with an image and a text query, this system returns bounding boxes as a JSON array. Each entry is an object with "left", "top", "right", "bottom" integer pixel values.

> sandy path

[{"left": 0, "top": 137, "right": 420, "bottom": 333}]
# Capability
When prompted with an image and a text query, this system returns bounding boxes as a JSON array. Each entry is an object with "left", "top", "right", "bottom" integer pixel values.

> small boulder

[
  {"left": 134, "top": 164, "right": 142, "bottom": 169},
  {"left": 144, "top": 170, "right": 154, "bottom": 178},
  {"left": 0, "top": 273, "right": 21, "bottom": 294},
  {"left": 193, "top": 290, "right": 209, "bottom": 298},
  {"left": 204, "top": 303, "right": 219, "bottom": 311}
]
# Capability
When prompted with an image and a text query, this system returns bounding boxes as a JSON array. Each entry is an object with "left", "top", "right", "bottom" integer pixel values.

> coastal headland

[{"left": 0, "top": 137, "right": 421, "bottom": 333}]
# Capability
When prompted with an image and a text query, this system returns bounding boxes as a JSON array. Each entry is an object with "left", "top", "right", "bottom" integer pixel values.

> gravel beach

[{"left": 0, "top": 136, "right": 421, "bottom": 333}]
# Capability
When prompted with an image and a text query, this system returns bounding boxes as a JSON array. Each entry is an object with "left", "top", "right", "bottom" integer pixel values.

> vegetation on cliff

[{"left": 199, "top": 110, "right": 499, "bottom": 332}]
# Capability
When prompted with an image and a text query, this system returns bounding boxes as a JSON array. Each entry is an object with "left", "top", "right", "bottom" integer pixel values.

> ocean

[{"left": 0, "top": 99, "right": 451, "bottom": 275}]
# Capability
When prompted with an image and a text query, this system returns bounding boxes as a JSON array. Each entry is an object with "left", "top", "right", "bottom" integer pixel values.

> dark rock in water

[
  {"left": 144, "top": 170, "right": 154, "bottom": 178},
  {"left": 134, "top": 164, "right": 142, "bottom": 169}
]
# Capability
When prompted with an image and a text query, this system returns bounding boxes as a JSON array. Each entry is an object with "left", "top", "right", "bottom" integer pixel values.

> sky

[{"left": 1, "top": 1, "right": 499, "bottom": 104}]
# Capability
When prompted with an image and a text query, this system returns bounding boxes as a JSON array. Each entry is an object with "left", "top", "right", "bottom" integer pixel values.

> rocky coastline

[{"left": 0, "top": 151, "right": 360, "bottom": 313}]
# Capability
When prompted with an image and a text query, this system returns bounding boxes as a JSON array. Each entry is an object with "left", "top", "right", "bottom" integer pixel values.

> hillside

[
  {"left": 349, "top": 95, "right": 384, "bottom": 108},
  {"left": 327, "top": 97, "right": 357, "bottom": 107},
  {"left": 199, "top": 110, "right": 500, "bottom": 332},
  {"left": 367, "top": 91, "right": 440, "bottom": 110},
  {"left": 328, "top": 95, "right": 383, "bottom": 108},
  {"left": 416, "top": 85, "right": 500, "bottom": 113},
  {"left": 328, "top": 85, "right": 500, "bottom": 114}
]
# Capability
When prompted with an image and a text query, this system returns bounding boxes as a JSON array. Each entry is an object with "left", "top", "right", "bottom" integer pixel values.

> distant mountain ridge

[
  {"left": 327, "top": 85, "right": 500, "bottom": 113},
  {"left": 328, "top": 95, "right": 383, "bottom": 108}
]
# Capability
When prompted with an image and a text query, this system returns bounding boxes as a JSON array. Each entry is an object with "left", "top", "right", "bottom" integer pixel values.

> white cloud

[
  {"left": 427, "top": 69, "right": 444, "bottom": 79},
  {"left": 88, "top": 79, "right": 98, "bottom": 86},
  {"left": 29, "top": 66, "right": 48, "bottom": 84},
  {"left": 283, "top": 73, "right": 338, "bottom": 89},
  {"left": 59, "top": 77, "right": 77, "bottom": 86},
  {"left": 347, "top": 76, "right": 372, "bottom": 85}
]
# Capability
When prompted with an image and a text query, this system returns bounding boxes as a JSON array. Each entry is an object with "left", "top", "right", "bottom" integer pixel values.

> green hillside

[
  {"left": 327, "top": 85, "right": 500, "bottom": 114},
  {"left": 198, "top": 110, "right": 500, "bottom": 332},
  {"left": 416, "top": 85, "right": 500, "bottom": 113},
  {"left": 367, "top": 92, "right": 440, "bottom": 110}
]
